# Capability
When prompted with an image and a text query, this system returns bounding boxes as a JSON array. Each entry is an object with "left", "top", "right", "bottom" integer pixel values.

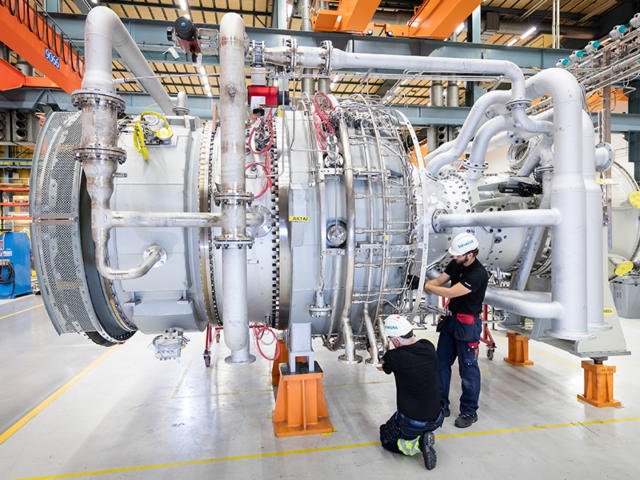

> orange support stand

[
  {"left": 271, "top": 339, "right": 289, "bottom": 386},
  {"left": 577, "top": 360, "right": 621, "bottom": 408},
  {"left": 273, "top": 362, "right": 333, "bottom": 438},
  {"left": 503, "top": 331, "right": 534, "bottom": 366}
]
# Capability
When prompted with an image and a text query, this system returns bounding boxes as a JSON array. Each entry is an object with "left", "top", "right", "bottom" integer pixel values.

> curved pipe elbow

[
  {"left": 97, "top": 244, "right": 165, "bottom": 280},
  {"left": 484, "top": 289, "right": 563, "bottom": 319}
]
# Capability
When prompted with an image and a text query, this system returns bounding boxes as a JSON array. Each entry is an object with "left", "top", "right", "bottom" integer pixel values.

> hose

[
  {"left": 251, "top": 324, "right": 280, "bottom": 361},
  {"left": 133, "top": 111, "right": 174, "bottom": 161},
  {"left": 0, "top": 261, "right": 15, "bottom": 299}
]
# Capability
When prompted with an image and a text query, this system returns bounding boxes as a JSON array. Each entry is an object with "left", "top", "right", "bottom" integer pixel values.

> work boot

[
  {"left": 454, "top": 413, "right": 478, "bottom": 429},
  {"left": 442, "top": 405, "right": 450, "bottom": 418},
  {"left": 419, "top": 431, "right": 436, "bottom": 470}
]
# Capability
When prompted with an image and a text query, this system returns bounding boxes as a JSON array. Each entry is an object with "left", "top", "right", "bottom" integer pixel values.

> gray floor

[{"left": 1, "top": 295, "right": 640, "bottom": 479}]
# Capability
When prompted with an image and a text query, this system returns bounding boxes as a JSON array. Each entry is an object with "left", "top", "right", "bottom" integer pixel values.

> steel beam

[{"left": 50, "top": 13, "right": 572, "bottom": 70}]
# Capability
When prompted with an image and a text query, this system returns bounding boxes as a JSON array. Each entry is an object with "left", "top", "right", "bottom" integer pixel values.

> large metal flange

[
  {"left": 71, "top": 90, "right": 126, "bottom": 114},
  {"left": 462, "top": 160, "right": 488, "bottom": 173},
  {"left": 213, "top": 190, "right": 254, "bottom": 206},
  {"left": 431, "top": 208, "right": 448, "bottom": 234},
  {"left": 321, "top": 40, "right": 333, "bottom": 76},
  {"left": 73, "top": 146, "right": 127, "bottom": 164},
  {"left": 213, "top": 234, "right": 254, "bottom": 249},
  {"left": 505, "top": 98, "right": 532, "bottom": 111}
]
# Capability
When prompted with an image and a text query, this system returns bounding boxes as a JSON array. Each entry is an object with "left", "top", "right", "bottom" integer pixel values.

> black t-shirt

[
  {"left": 445, "top": 258, "right": 489, "bottom": 315},
  {"left": 381, "top": 339, "right": 440, "bottom": 422}
]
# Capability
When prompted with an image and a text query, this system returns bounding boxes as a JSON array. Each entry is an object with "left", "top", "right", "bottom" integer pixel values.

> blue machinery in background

[{"left": 0, "top": 232, "right": 31, "bottom": 299}]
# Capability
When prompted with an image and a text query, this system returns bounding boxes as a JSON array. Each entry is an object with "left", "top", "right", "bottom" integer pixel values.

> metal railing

[{"left": 0, "top": 0, "right": 84, "bottom": 77}]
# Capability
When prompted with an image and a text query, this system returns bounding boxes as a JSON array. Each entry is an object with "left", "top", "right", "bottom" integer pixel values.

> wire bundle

[
  {"left": 251, "top": 324, "right": 280, "bottom": 361},
  {"left": 247, "top": 109, "right": 275, "bottom": 200},
  {"left": 0, "top": 262, "right": 15, "bottom": 298},
  {"left": 313, "top": 92, "right": 336, "bottom": 152}
]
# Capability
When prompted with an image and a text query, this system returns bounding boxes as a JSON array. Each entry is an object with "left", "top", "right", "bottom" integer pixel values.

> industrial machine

[
  {"left": 31, "top": 7, "right": 631, "bottom": 366},
  {"left": 0, "top": 232, "right": 31, "bottom": 299}
]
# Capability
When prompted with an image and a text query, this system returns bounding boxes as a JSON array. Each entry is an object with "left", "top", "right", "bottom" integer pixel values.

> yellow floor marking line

[
  {"left": 12, "top": 416, "right": 640, "bottom": 480},
  {"left": 0, "top": 344, "right": 120, "bottom": 447},
  {"left": 0, "top": 303, "right": 43, "bottom": 320},
  {"left": 170, "top": 333, "right": 207, "bottom": 399}
]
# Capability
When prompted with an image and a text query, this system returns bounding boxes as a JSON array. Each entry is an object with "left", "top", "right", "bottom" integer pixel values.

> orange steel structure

[
  {"left": 311, "top": 0, "right": 483, "bottom": 40},
  {"left": 0, "top": 58, "right": 58, "bottom": 91},
  {"left": 0, "top": 0, "right": 83, "bottom": 94}
]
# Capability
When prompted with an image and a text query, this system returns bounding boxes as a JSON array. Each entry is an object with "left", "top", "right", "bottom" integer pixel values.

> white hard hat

[
  {"left": 449, "top": 232, "right": 479, "bottom": 256},
  {"left": 384, "top": 315, "right": 413, "bottom": 337}
]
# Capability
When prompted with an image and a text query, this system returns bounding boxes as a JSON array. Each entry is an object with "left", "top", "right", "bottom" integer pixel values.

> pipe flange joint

[
  {"left": 213, "top": 234, "right": 254, "bottom": 249},
  {"left": 505, "top": 98, "right": 531, "bottom": 112},
  {"left": 536, "top": 163, "right": 555, "bottom": 174},
  {"left": 251, "top": 40, "right": 265, "bottom": 67},
  {"left": 285, "top": 38, "right": 298, "bottom": 72},
  {"left": 71, "top": 90, "right": 126, "bottom": 114},
  {"left": 462, "top": 160, "right": 489, "bottom": 172},
  {"left": 431, "top": 208, "right": 448, "bottom": 234},
  {"left": 143, "top": 245, "right": 168, "bottom": 268},
  {"left": 173, "top": 106, "right": 190, "bottom": 116},
  {"left": 246, "top": 204, "right": 273, "bottom": 238},
  {"left": 213, "top": 191, "right": 255, "bottom": 207},
  {"left": 595, "top": 142, "right": 615, "bottom": 172},
  {"left": 321, "top": 40, "right": 333, "bottom": 76},
  {"left": 309, "top": 305, "right": 332, "bottom": 318},
  {"left": 73, "top": 146, "right": 127, "bottom": 165}
]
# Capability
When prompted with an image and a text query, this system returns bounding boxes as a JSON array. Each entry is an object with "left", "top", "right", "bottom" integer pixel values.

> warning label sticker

[{"left": 289, "top": 216, "right": 309, "bottom": 222}]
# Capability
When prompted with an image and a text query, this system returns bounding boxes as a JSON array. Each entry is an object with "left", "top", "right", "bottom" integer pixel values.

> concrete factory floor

[{"left": 1, "top": 295, "right": 640, "bottom": 480}]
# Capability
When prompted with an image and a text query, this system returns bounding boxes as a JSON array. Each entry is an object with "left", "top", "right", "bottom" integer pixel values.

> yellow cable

[{"left": 133, "top": 111, "right": 173, "bottom": 161}]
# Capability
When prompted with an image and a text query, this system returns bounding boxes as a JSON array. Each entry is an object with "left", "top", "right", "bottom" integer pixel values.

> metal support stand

[
  {"left": 272, "top": 362, "right": 333, "bottom": 437},
  {"left": 503, "top": 331, "right": 534, "bottom": 366},
  {"left": 577, "top": 359, "right": 621, "bottom": 408}
]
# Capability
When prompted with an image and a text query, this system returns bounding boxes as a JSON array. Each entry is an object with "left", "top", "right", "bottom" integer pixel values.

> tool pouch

[{"left": 453, "top": 314, "right": 481, "bottom": 342}]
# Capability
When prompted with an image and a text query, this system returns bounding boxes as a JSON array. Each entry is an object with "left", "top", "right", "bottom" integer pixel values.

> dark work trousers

[
  {"left": 437, "top": 314, "right": 481, "bottom": 416},
  {"left": 380, "top": 411, "right": 445, "bottom": 454}
]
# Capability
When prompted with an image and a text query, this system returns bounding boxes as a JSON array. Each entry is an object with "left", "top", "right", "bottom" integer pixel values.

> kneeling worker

[
  {"left": 424, "top": 232, "right": 488, "bottom": 429},
  {"left": 373, "top": 315, "right": 444, "bottom": 470}
]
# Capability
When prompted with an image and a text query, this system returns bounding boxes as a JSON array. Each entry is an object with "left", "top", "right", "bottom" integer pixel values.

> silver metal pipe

[
  {"left": 219, "top": 13, "right": 255, "bottom": 365},
  {"left": 376, "top": 314, "right": 389, "bottom": 355},
  {"left": 516, "top": 134, "right": 554, "bottom": 177},
  {"left": 431, "top": 81, "right": 444, "bottom": 107},
  {"left": 81, "top": 6, "right": 174, "bottom": 115},
  {"left": 363, "top": 307, "right": 380, "bottom": 366},
  {"left": 300, "top": 0, "right": 315, "bottom": 96},
  {"left": 108, "top": 211, "right": 265, "bottom": 229},
  {"left": 484, "top": 288, "right": 563, "bottom": 318},
  {"left": 513, "top": 168, "right": 553, "bottom": 290},
  {"left": 582, "top": 111, "right": 610, "bottom": 332},
  {"left": 526, "top": 69, "right": 591, "bottom": 340},
  {"left": 436, "top": 209, "right": 561, "bottom": 229},
  {"left": 333, "top": 118, "right": 362, "bottom": 364}
]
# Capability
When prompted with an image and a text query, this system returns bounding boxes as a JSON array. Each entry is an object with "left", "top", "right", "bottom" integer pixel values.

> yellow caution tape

[
  {"left": 629, "top": 191, "right": 640, "bottom": 208},
  {"left": 289, "top": 216, "right": 309, "bottom": 222}
]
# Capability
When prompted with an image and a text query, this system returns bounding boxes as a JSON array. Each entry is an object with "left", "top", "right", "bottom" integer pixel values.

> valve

[
  {"left": 585, "top": 40, "right": 600, "bottom": 54},
  {"left": 631, "top": 13, "right": 640, "bottom": 29},
  {"left": 570, "top": 50, "right": 584, "bottom": 63},
  {"left": 610, "top": 24, "right": 626, "bottom": 40}
]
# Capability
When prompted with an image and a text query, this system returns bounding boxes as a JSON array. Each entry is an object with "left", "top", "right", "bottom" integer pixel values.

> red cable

[
  {"left": 248, "top": 119, "right": 274, "bottom": 155},
  {"left": 251, "top": 324, "right": 280, "bottom": 361}
]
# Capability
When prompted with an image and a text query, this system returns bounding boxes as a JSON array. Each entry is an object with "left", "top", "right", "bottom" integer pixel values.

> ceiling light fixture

[
  {"left": 287, "top": 3, "right": 293, "bottom": 17},
  {"left": 333, "top": 75, "right": 339, "bottom": 82},
  {"left": 179, "top": 0, "right": 188, "bottom": 11},
  {"left": 521, "top": 26, "right": 537, "bottom": 40},
  {"left": 456, "top": 23, "right": 464, "bottom": 34},
  {"left": 331, "top": 83, "right": 336, "bottom": 89},
  {"left": 507, "top": 38, "right": 518, "bottom": 46}
]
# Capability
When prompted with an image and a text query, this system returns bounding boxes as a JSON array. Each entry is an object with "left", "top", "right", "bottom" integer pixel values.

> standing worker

[
  {"left": 372, "top": 315, "right": 444, "bottom": 470},
  {"left": 423, "top": 233, "right": 488, "bottom": 429}
]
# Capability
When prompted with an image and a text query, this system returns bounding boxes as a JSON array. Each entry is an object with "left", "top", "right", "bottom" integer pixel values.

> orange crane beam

[
  {"left": 0, "top": 0, "right": 83, "bottom": 94},
  {"left": 312, "top": 0, "right": 483, "bottom": 40},
  {"left": 0, "top": 58, "right": 59, "bottom": 91},
  {"left": 311, "top": 0, "right": 381, "bottom": 33}
]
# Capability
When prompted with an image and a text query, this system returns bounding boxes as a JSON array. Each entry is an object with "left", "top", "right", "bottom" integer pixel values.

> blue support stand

[{"left": 0, "top": 232, "right": 31, "bottom": 299}]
